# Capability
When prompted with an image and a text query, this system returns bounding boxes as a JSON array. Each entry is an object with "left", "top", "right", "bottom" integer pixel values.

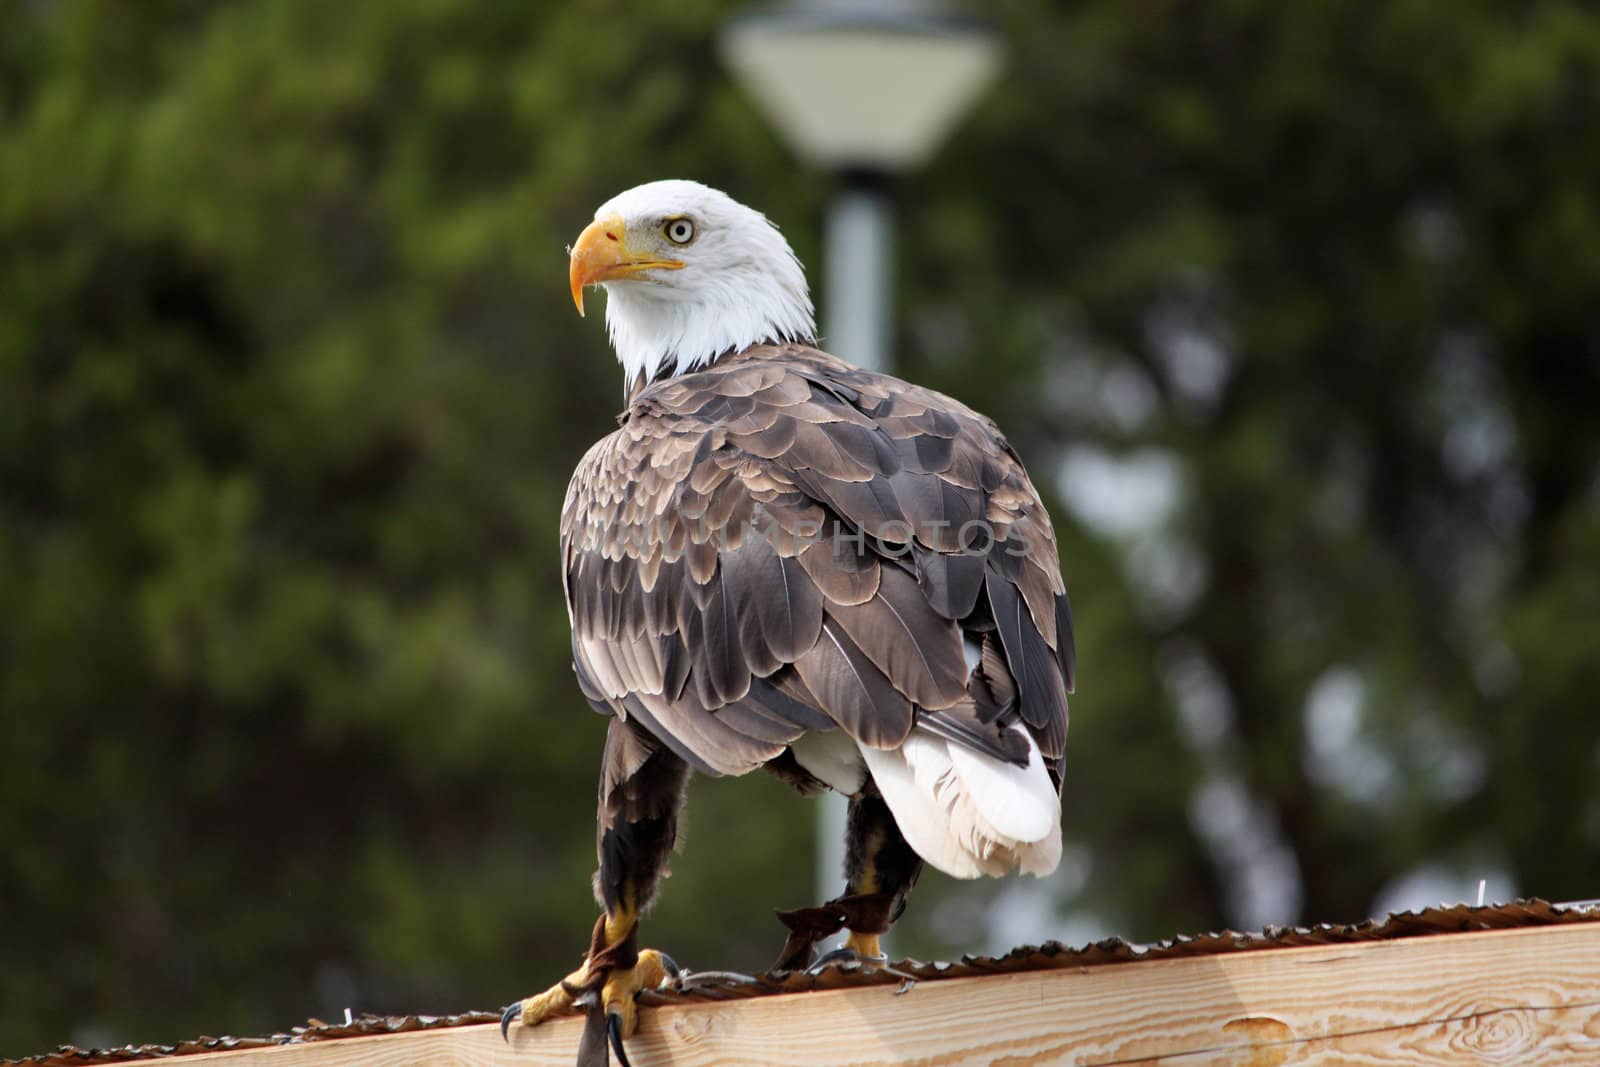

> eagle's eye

[{"left": 663, "top": 217, "right": 695, "bottom": 245}]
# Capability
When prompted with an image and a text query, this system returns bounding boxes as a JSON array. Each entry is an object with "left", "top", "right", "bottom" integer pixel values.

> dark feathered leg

[
  {"left": 504, "top": 719, "right": 687, "bottom": 1051},
  {"left": 774, "top": 779, "right": 923, "bottom": 969},
  {"left": 837, "top": 785, "right": 922, "bottom": 959}
]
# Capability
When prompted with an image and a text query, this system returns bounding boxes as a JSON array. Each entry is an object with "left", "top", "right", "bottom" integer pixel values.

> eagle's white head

[{"left": 569, "top": 180, "right": 816, "bottom": 391}]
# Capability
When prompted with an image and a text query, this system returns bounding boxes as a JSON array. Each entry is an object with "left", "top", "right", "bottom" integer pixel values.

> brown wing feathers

[
  {"left": 825, "top": 565, "right": 969, "bottom": 710},
  {"left": 560, "top": 344, "right": 1072, "bottom": 780},
  {"left": 792, "top": 619, "right": 915, "bottom": 749}
]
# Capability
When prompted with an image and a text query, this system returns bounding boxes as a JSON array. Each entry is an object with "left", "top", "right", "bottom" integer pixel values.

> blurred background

[{"left": 3, "top": 0, "right": 1599, "bottom": 1056}]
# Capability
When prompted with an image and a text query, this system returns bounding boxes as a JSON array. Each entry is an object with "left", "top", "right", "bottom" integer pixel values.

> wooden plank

[{"left": 148, "top": 924, "right": 1600, "bottom": 1066}]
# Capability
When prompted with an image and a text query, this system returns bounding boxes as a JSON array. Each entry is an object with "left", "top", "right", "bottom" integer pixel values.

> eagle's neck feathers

[{"left": 605, "top": 264, "right": 814, "bottom": 389}]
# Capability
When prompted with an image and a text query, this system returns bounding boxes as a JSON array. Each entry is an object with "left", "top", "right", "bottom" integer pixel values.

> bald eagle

[{"left": 504, "top": 181, "right": 1074, "bottom": 1061}]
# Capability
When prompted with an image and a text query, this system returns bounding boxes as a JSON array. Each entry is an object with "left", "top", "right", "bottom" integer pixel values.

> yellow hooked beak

[{"left": 568, "top": 213, "right": 685, "bottom": 316}]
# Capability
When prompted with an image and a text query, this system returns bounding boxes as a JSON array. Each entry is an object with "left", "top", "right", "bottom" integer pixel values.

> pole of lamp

[
  {"left": 715, "top": 0, "right": 1003, "bottom": 942},
  {"left": 816, "top": 172, "right": 893, "bottom": 906},
  {"left": 822, "top": 175, "right": 894, "bottom": 373}
]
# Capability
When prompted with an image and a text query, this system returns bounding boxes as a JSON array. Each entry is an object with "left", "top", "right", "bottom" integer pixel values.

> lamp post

[{"left": 719, "top": 0, "right": 1002, "bottom": 906}]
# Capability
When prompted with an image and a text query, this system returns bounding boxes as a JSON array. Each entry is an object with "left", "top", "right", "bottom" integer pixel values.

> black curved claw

[
  {"left": 500, "top": 1001, "right": 521, "bottom": 1042},
  {"left": 657, "top": 951, "right": 681, "bottom": 981},
  {"left": 607, "top": 1012, "right": 633, "bottom": 1067}
]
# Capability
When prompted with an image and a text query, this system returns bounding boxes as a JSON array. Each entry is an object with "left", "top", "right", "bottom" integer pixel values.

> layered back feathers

[{"left": 561, "top": 343, "right": 1074, "bottom": 879}]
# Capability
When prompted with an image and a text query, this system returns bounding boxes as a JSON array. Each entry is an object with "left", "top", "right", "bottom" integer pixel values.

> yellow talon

[
  {"left": 601, "top": 948, "right": 674, "bottom": 1039},
  {"left": 844, "top": 930, "right": 882, "bottom": 958},
  {"left": 502, "top": 909, "right": 676, "bottom": 1047},
  {"left": 511, "top": 961, "right": 590, "bottom": 1030}
]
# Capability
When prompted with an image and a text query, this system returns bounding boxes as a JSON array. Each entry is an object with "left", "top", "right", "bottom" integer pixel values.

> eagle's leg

[
  {"left": 774, "top": 781, "right": 923, "bottom": 969},
  {"left": 838, "top": 785, "right": 923, "bottom": 959},
  {"left": 503, "top": 721, "right": 687, "bottom": 1044}
]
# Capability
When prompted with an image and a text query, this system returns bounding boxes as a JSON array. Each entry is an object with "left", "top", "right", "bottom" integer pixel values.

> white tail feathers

[
  {"left": 859, "top": 725, "right": 1062, "bottom": 880},
  {"left": 790, "top": 728, "right": 869, "bottom": 796}
]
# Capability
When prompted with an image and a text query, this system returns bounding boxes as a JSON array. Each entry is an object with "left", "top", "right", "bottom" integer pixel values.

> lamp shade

[{"left": 719, "top": 2, "right": 1002, "bottom": 173}]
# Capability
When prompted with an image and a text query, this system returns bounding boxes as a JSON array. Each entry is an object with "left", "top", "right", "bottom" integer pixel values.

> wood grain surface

[{"left": 149, "top": 924, "right": 1600, "bottom": 1066}]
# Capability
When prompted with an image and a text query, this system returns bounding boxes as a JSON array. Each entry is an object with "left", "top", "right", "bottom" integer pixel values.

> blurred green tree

[{"left": 1, "top": 0, "right": 1596, "bottom": 1056}]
